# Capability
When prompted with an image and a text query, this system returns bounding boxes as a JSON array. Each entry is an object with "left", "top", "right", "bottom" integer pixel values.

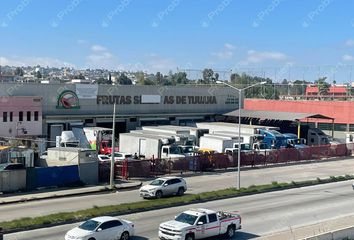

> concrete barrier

[
  {"left": 304, "top": 226, "right": 354, "bottom": 240},
  {"left": 0, "top": 170, "right": 26, "bottom": 192},
  {"left": 305, "top": 232, "right": 333, "bottom": 240},
  {"left": 332, "top": 226, "right": 354, "bottom": 240}
]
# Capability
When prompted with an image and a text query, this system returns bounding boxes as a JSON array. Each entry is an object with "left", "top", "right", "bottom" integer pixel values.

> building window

[
  {"left": 10, "top": 112, "right": 13, "bottom": 122},
  {"left": 34, "top": 111, "right": 39, "bottom": 121},
  {"left": 19, "top": 111, "right": 23, "bottom": 121},
  {"left": 27, "top": 111, "right": 31, "bottom": 121},
  {"left": 3, "top": 112, "right": 7, "bottom": 122}
]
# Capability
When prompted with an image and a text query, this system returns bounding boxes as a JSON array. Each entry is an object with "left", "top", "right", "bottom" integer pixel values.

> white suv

[{"left": 139, "top": 177, "right": 187, "bottom": 199}]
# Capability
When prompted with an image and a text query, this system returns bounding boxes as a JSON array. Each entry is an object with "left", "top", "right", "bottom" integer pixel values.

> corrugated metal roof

[{"left": 224, "top": 109, "right": 334, "bottom": 121}]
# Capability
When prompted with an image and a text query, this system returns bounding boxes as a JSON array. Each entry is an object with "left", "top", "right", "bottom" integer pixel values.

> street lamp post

[
  {"left": 216, "top": 80, "right": 266, "bottom": 189},
  {"left": 110, "top": 103, "right": 116, "bottom": 190}
]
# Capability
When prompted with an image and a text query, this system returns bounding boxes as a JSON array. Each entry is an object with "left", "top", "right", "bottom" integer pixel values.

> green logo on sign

[{"left": 56, "top": 90, "right": 80, "bottom": 109}]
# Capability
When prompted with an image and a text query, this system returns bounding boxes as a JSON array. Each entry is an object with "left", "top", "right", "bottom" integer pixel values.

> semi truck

[
  {"left": 159, "top": 208, "right": 241, "bottom": 240},
  {"left": 282, "top": 133, "right": 308, "bottom": 148},
  {"left": 278, "top": 124, "right": 330, "bottom": 146},
  {"left": 142, "top": 125, "right": 209, "bottom": 145},
  {"left": 199, "top": 135, "right": 235, "bottom": 153},
  {"left": 131, "top": 130, "right": 197, "bottom": 156},
  {"left": 82, "top": 127, "right": 118, "bottom": 155},
  {"left": 257, "top": 129, "right": 287, "bottom": 149},
  {"left": 119, "top": 132, "right": 186, "bottom": 160},
  {"left": 196, "top": 122, "right": 285, "bottom": 149}
]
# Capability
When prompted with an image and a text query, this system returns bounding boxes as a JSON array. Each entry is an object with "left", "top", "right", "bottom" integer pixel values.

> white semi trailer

[
  {"left": 119, "top": 132, "right": 185, "bottom": 160},
  {"left": 141, "top": 125, "right": 209, "bottom": 145},
  {"left": 199, "top": 135, "right": 235, "bottom": 153}
]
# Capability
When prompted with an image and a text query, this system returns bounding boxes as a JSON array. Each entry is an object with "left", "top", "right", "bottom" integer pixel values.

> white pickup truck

[{"left": 158, "top": 208, "right": 241, "bottom": 240}]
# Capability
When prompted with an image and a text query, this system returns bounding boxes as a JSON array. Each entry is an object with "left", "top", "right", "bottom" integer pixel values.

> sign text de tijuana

[{"left": 97, "top": 95, "right": 217, "bottom": 105}]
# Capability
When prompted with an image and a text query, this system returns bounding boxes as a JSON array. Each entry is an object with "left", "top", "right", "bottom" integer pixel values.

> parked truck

[
  {"left": 257, "top": 129, "right": 288, "bottom": 149},
  {"left": 279, "top": 124, "right": 330, "bottom": 146},
  {"left": 119, "top": 132, "right": 186, "bottom": 159},
  {"left": 142, "top": 125, "right": 209, "bottom": 145},
  {"left": 199, "top": 135, "right": 236, "bottom": 153},
  {"left": 130, "top": 130, "right": 198, "bottom": 156},
  {"left": 57, "top": 131, "right": 80, "bottom": 148},
  {"left": 195, "top": 122, "right": 286, "bottom": 149},
  {"left": 159, "top": 208, "right": 241, "bottom": 240},
  {"left": 81, "top": 127, "right": 118, "bottom": 155},
  {"left": 283, "top": 133, "right": 308, "bottom": 148}
]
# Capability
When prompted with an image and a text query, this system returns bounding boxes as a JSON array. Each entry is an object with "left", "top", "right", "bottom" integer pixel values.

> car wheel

[
  {"left": 185, "top": 234, "right": 194, "bottom": 240},
  {"left": 177, "top": 187, "right": 184, "bottom": 196},
  {"left": 226, "top": 225, "right": 235, "bottom": 238},
  {"left": 88, "top": 238, "right": 96, "bottom": 240},
  {"left": 120, "top": 231, "right": 130, "bottom": 240},
  {"left": 155, "top": 190, "right": 162, "bottom": 199}
]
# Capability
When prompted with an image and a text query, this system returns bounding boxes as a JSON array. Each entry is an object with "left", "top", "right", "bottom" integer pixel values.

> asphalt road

[
  {"left": 1, "top": 158, "right": 354, "bottom": 222},
  {"left": 5, "top": 180, "right": 354, "bottom": 240}
]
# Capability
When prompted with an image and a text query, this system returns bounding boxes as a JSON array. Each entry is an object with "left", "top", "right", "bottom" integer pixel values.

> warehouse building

[{"left": 0, "top": 83, "right": 239, "bottom": 144}]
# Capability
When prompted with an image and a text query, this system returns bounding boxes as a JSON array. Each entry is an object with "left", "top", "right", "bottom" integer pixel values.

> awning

[{"left": 224, "top": 109, "right": 334, "bottom": 121}]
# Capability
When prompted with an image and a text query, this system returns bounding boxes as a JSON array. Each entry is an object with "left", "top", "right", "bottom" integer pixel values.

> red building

[
  {"left": 305, "top": 85, "right": 348, "bottom": 99},
  {"left": 245, "top": 99, "right": 354, "bottom": 131}
]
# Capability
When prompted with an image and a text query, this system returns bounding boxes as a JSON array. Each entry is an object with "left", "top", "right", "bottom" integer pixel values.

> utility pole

[{"left": 110, "top": 103, "right": 116, "bottom": 189}]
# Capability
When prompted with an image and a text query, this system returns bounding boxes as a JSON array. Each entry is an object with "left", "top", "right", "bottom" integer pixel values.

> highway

[
  {"left": 5, "top": 180, "right": 354, "bottom": 240},
  {"left": 1, "top": 158, "right": 354, "bottom": 222}
]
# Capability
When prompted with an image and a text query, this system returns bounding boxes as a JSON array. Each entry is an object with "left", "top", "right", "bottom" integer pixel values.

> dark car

[{"left": 0, "top": 163, "right": 25, "bottom": 171}]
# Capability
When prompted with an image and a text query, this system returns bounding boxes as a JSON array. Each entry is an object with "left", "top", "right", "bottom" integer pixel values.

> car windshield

[
  {"left": 175, "top": 213, "right": 198, "bottom": 225},
  {"left": 100, "top": 156, "right": 110, "bottom": 160},
  {"left": 170, "top": 146, "right": 182, "bottom": 154},
  {"left": 150, "top": 179, "right": 165, "bottom": 186},
  {"left": 79, "top": 219, "right": 100, "bottom": 231}
]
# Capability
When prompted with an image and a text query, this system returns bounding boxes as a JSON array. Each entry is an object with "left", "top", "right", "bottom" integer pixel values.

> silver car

[{"left": 139, "top": 177, "right": 187, "bottom": 199}]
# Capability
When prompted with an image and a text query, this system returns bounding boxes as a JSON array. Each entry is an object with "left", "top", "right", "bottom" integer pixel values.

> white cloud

[
  {"left": 212, "top": 51, "right": 233, "bottom": 60},
  {"left": 86, "top": 44, "right": 117, "bottom": 69},
  {"left": 345, "top": 39, "right": 354, "bottom": 47},
  {"left": 0, "top": 56, "right": 75, "bottom": 68},
  {"left": 77, "top": 39, "right": 88, "bottom": 46},
  {"left": 212, "top": 43, "right": 236, "bottom": 60},
  {"left": 116, "top": 54, "right": 176, "bottom": 73},
  {"left": 225, "top": 43, "right": 236, "bottom": 50},
  {"left": 343, "top": 54, "right": 354, "bottom": 61},
  {"left": 146, "top": 54, "right": 177, "bottom": 73},
  {"left": 247, "top": 50, "right": 287, "bottom": 63},
  {"left": 91, "top": 44, "right": 108, "bottom": 52}
]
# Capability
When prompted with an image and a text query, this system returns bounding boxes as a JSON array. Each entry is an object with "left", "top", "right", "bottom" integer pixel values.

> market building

[{"left": 0, "top": 83, "right": 239, "bottom": 144}]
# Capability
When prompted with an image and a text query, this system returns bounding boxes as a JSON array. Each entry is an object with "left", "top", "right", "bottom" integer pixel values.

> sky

[{"left": 0, "top": 0, "right": 354, "bottom": 82}]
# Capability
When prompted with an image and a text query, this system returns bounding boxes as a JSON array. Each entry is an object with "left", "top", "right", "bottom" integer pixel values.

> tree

[
  {"left": 156, "top": 72, "right": 163, "bottom": 85},
  {"left": 135, "top": 71, "right": 145, "bottom": 85},
  {"left": 36, "top": 71, "right": 42, "bottom": 79},
  {"left": 202, "top": 68, "right": 214, "bottom": 83},
  {"left": 214, "top": 72, "right": 219, "bottom": 82},
  {"left": 315, "top": 77, "right": 330, "bottom": 96},
  {"left": 14, "top": 67, "right": 24, "bottom": 76},
  {"left": 171, "top": 72, "right": 189, "bottom": 85},
  {"left": 117, "top": 73, "right": 132, "bottom": 85}
]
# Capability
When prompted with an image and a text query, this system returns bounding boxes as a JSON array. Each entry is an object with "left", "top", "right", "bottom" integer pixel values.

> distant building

[
  {"left": 0, "top": 96, "right": 43, "bottom": 138},
  {"left": 305, "top": 85, "right": 348, "bottom": 99},
  {"left": 0, "top": 75, "right": 19, "bottom": 82}
]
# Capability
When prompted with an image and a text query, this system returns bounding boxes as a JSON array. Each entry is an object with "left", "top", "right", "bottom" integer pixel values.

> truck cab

[
  {"left": 161, "top": 145, "right": 185, "bottom": 159},
  {"left": 283, "top": 133, "right": 308, "bottom": 148},
  {"left": 258, "top": 129, "right": 287, "bottom": 149},
  {"left": 159, "top": 208, "right": 241, "bottom": 240}
]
